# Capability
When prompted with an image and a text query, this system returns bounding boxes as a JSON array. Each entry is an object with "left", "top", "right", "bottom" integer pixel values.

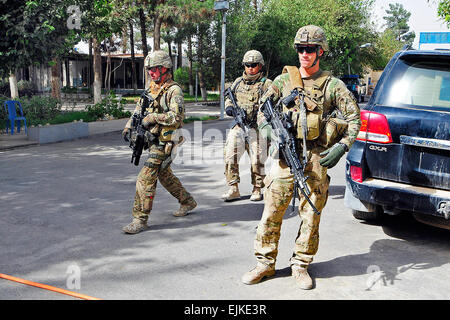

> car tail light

[
  {"left": 350, "top": 166, "right": 363, "bottom": 182},
  {"left": 357, "top": 110, "right": 393, "bottom": 143}
]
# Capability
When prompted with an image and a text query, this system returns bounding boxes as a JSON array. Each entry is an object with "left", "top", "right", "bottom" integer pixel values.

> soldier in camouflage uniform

[
  {"left": 242, "top": 26, "right": 361, "bottom": 289},
  {"left": 222, "top": 50, "right": 272, "bottom": 202},
  {"left": 122, "top": 50, "right": 197, "bottom": 234}
]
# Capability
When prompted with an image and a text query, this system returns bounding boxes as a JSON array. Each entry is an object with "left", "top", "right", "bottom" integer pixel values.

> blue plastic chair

[{"left": 3, "top": 100, "right": 27, "bottom": 135}]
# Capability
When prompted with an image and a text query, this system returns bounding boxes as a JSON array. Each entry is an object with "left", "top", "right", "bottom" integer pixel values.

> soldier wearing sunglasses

[
  {"left": 222, "top": 50, "right": 273, "bottom": 202},
  {"left": 242, "top": 26, "right": 361, "bottom": 289}
]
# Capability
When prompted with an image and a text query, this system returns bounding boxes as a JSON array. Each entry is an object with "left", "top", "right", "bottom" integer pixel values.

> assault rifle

[
  {"left": 260, "top": 97, "right": 320, "bottom": 215},
  {"left": 225, "top": 87, "right": 250, "bottom": 143},
  {"left": 127, "top": 91, "right": 155, "bottom": 166}
]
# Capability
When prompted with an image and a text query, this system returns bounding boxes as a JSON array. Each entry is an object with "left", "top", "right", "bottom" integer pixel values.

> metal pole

[{"left": 220, "top": 11, "right": 226, "bottom": 120}]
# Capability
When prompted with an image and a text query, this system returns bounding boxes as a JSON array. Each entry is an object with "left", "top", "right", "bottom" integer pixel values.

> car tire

[{"left": 352, "top": 209, "right": 382, "bottom": 221}]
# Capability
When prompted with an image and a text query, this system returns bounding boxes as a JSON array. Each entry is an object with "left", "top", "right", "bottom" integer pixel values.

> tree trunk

[
  {"left": 122, "top": 25, "right": 128, "bottom": 53},
  {"left": 51, "top": 57, "right": 61, "bottom": 100},
  {"left": 93, "top": 38, "right": 102, "bottom": 104},
  {"left": 177, "top": 40, "right": 182, "bottom": 69},
  {"left": 105, "top": 39, "right": 111, "bottom": 92},
  {"left": 9, "top": 71, "right": 19, "bottom": 99},
  {"left": 153, "top": 14, "right": 162, "bottom": 50},
  {"left": 130, "top": 21, "right": 137, "bottom": 93},
  {"left": 188, "top": 36, "right": 194, "bottom": 96},
  {"left": 139, "top": 8, "right": 149, "bottom": 57},
  {"left": 88, "top": 39, "right": 92, "bottom": 88},
  {"left": 139, "top": 7, "right": 149, "bottom": 87},
  {"left": 197, "top": 29, "right": 207, "bottom": 101}
]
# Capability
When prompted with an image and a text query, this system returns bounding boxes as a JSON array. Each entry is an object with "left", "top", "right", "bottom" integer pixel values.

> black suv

[{"left": 344, "top": 49, "right": 450, "bottom": 229}]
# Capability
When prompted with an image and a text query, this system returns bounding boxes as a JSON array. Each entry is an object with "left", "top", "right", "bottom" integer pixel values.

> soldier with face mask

[
  {"left": 241, "top": 26, "right": 361, "bottom": 289},
  {"left": 222, "top": 50, "right": 272, "bottom": 202},
  {"left": 122, "top": 50, "right": 197, "bottom": 234}
]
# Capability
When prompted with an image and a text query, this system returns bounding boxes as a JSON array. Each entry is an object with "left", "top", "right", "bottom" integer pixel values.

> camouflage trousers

[
  {"left": 254, "top": 145, "right": 330, "bottom": 269},
  {"left": 132, "top": 143, "right": 193, "bottom": 222},
  {"left": 223, "top": 125, "right": 268, "bottom": 188}
]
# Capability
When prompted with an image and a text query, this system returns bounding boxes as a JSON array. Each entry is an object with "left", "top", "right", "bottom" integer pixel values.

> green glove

[{"left": 319, "top": 143, "right": 347, "bottom": 168}]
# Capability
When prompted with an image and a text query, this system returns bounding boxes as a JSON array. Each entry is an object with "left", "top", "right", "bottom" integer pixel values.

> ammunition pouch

[
  {"left": 160, "top": 136, "right": 186, "bottom": 171},
  {"left": 288, "top": 96, "right": 322, "bottom": 141},
  {"left": 317, "top": 117, "right": 348, "bottom": 148}
]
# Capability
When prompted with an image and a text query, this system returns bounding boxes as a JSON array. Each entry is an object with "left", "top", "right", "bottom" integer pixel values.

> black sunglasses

[
  {"left": 244, "top": 63, "right": 259, "bottom": 68},
  {"left": 295, "top": 45, "right": 318, "bottom": 54},
  {"left": 148, "top": 66, "right": 161, "bottom": 72}
]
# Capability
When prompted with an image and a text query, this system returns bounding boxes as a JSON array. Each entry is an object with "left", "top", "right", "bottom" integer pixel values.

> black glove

[
  {"left": 225, "top": 106, "right": 234, "bottom": 117},
  {"left": 122, "top": 128, "right": 131, "bottom": 142}
]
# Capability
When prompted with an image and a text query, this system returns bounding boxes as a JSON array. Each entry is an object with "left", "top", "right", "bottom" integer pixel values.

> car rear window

[{"left": 374, "top": 55, "right": 450, "bottom": 110}]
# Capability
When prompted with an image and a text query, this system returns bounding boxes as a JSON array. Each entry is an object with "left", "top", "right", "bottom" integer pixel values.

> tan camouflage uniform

[
  {"left": 224, "top": 72, "right": 272, "bottom": 188},
  {"left": 254, "top": 69, "right": 361, "bottom": 269},
  {"left": 125, "top": 79, "right": 195, "bottom": 224}
]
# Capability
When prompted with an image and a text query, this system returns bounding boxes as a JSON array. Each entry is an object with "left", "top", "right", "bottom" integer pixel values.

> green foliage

[
  {"left": 0, "top": 0, "right": 80, "bottom": 78},
  {"left": 183, "top": 115, "right": 218, "bottom": 123},
  {"left": 84, "top": 92, "right": 131, "bottom": 120},
  {"left": 174, "top": 67, "right": 190, "bottom": 89},
  {"left": 0, "top": 95, "right": 61, "bottom": 128},
  {"left": 0, "top": 93, "right": 131, "bottom": 130},
  {"left": 437, "top": 0, "right": 450, "bottom": 27},
  {"left": 20, "top": 96, "right": 62, "bottom": 125},
  {"left": 215, "top": 0, "right": 383, "bottom": 80},
  {"left": 61, "top": 86, "right": 92, "bottom": 94}
]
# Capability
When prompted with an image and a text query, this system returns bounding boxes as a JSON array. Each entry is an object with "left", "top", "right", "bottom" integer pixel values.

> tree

[
  {"left": 383, "top": 3, "right": 415, "bottom": 45},
  {"left": 436, "top": 0, "right": 450, "bottom": 27},
  {"left": 222, "top": 0, "right": 380, "bottom": 78},
  {"left": 76, "top": 0, "right": 124, "bottom": 103},
  {"left": 0, "top": 0, "right": 79, "bottom": 98}
]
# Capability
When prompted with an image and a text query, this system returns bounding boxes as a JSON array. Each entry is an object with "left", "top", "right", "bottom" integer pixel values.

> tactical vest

[
  {"left": 144, "top": 80, "right": 183, "bottom": 143},
  {"left": 281, "top": 66, "right": 348, "bottom": 148},
  {"left": 232, "top": 76, "right": 267, "bottom": 126},
  {"left": 281, "top": 66, "right": 331, "bottom": 141}
]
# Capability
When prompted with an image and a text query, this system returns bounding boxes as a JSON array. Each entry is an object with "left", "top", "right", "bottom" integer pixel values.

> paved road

[{"left": 0, "top": 118, "right": 449, "bottom": 301}]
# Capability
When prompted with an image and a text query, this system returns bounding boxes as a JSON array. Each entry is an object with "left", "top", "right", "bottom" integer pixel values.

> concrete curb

[{"left": 28, "top": 121, "right": 89, "bottom": 144}]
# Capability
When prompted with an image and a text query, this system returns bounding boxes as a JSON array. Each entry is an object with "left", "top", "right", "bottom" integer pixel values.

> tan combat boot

[
  {"left": 292, "top": 267, "right": 313, "bottom": 290},
  {"left": 241, "top": 264, "right": 275, "bottom": 285},
  {"left": 173, "top": 198, "right": 197, "bottom": 217},
  {"left": 250, "top": 187, "right": 263, "bottom": 201},
  {"left": 122, "top": 218, "right": 148, "bottom": 234},
  {"left": 221, "top": 184, "right": 241, "bottom": 202}
]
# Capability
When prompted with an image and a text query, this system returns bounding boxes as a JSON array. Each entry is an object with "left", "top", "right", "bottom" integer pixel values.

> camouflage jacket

[
  {"left": 126, "top": 79, "right": 185, "bottom": 130},
  {"left": 258, "top": 69, "right": 361, "bottom": 150}
]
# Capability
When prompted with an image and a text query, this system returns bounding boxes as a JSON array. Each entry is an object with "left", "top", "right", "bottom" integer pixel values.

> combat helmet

[
  {"left": 144, "top": 50, "right": 173, "bottom": 69},
  {"left": 294, "top": 25, "right": 329, "bottom": 51},
  {"left": 242, "top": 50, "right": 265, "bottom": 66}
]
